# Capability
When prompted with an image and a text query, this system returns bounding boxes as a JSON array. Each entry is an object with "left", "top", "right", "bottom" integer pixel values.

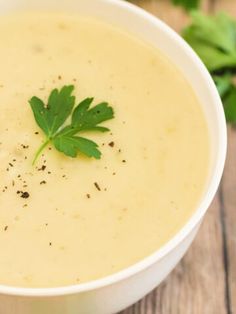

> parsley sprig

[
  {"left": 182, "top": 12, "right": 236, "bottom": 72},
  {"left": 29, "top": 85, "right": 114, "bottom": 165},
  {"left": 182, "top": 11, "right": 236, "bottom": 124}
]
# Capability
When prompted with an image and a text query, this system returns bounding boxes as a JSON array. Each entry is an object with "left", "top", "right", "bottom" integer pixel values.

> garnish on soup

[{"left": 29, "top": 85, "right": 114, "bottom": 164}]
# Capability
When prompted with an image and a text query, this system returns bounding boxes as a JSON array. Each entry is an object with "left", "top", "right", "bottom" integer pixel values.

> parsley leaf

[
  {"left": 214, "top": 74, "right": 236, "bottom": 124},
  {"left": 182, "top": 12, "right": 236, "bottom": 71},
  {"left": 213, "top": 74, "right": 233, "bottom": 98},
  {"left": 126, "top": 0, "right": 200, "bottom": 11},
  {"left": 182, "top": 11, "right": 236, "bottom": 124},
  {"left": 224, "top": 86, "right": 236, "bottom": 123},
  {"left": 53, "top": 136, "right": 101, "bottom": 159},
  {"left": 171, "top": 0, "right": 200, "bottom": 11},
  {"left": 29, "top": 85, "right": 114, "bottom": 164},
  {"left": 213, "top": 73, "right": 236, "bottom": 124},
  {"left": 30, "top": 85, "right": 75, "bottom": 138},
  {"left": 71, "top": 98, "right": 113, "bottom": 132}
]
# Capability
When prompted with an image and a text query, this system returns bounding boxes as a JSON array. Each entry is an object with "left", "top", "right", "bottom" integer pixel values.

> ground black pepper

[
  {"left": 109, "top": 141, "right": 115, "bottom": 147},
  {"left": 21, "top": 144, "right": 29, "bottom": 149},
  {"left": 94, "top": 182, "right": 101, "bottom": 191},
  {"left": 20, "top": 192, "right": 30, "bottom": 199}
]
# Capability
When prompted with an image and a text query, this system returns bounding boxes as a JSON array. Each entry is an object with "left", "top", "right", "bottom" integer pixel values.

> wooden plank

[
  {"left": 212, "top": 3, "right": 236, "bottom": 314},
  {"left": 213, "top": 0, "right": 236, "bottom": 310},
  {"left": 220, "top": 126, "right": 236, "bottom": 314},
  {"left": 214, "top": 0, "right": 236, "bottom": 13},
  {"left": 120, "top": 1, "right": 230, "bottom": 313}
]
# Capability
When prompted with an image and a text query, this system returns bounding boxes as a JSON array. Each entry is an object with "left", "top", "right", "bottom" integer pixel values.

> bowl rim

[{"left": 0, "top": 0, "right": 227, "bottom": 297}]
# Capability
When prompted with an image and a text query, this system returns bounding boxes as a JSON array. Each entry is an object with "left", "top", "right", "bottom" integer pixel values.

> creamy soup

[{"left": 0, "top": 12, "right": 209, "bottom": 288}]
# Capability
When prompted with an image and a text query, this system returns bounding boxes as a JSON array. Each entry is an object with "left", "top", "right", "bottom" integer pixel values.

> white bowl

[{"left": 0, "top": 1, "right": 227, "bottom": 313}]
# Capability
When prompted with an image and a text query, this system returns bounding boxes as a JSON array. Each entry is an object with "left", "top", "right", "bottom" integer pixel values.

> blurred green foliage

[
  {"left": 183, "top": 11, "right": 236, "bottom": 123},
  {"left": 171, "top": 0, "right": 200, "bottom": 11}
]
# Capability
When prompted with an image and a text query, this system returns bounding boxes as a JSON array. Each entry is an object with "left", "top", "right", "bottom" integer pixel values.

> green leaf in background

[
  {"left": 182, "top": 11, "right": 236, "bottom": 124},
  {"left": 213, "top": 74, "right": 236, "bottom": 123},
  {"left": 171, "top": 0, "right": 200, "bottom": 11},
  {"left": 224, "top": 87, "right": 236, "bottom": 124},
  {"left": 182, "top": 11, "right": 236, "bottom": 71},
  {"left": 126, "top": 0, "right": 200, "bottom": 11},
  {"left": 213, "top": 74, "right": 233, "bottom": 98}
]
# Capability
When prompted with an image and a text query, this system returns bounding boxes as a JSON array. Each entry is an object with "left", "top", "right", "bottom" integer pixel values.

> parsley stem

[{"left": 32, "top": 139, "right": 50, "bottom": 165}]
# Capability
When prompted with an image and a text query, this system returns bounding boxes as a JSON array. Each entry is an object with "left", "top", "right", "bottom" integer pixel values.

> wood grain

[
  {"left": 129, "top": 0, "right": 210, "bottom": 32},
  {"left": 120, "top": 1, "right": 236, "bottom": 313},
  {"left": 214, "top": 5, "right": 236, "bottom": 314},
  {"left": 220, "top": 127, "right": 236, "bottom": 314},
  {"left": 215, "top": 0, "right": 236, "bottom": 13}
]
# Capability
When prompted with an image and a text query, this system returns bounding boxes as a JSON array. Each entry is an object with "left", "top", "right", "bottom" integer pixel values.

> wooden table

[{"left": 120, "top": 1, "right": 236, "bottom": 313}]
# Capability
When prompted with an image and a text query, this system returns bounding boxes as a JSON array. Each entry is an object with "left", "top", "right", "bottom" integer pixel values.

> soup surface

[{"left": 0, "top": 12, "right": 209, "bottom": 288}]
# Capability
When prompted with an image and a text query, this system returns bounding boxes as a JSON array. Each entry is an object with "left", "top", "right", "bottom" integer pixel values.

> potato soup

[{"left": 0, "top": 12, "right": 209, "bottom": 287}]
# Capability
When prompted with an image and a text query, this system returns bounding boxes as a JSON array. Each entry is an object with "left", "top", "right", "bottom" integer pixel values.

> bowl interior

[{"left": 0, "top": 0, "right": 227, "bottom": 295}]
